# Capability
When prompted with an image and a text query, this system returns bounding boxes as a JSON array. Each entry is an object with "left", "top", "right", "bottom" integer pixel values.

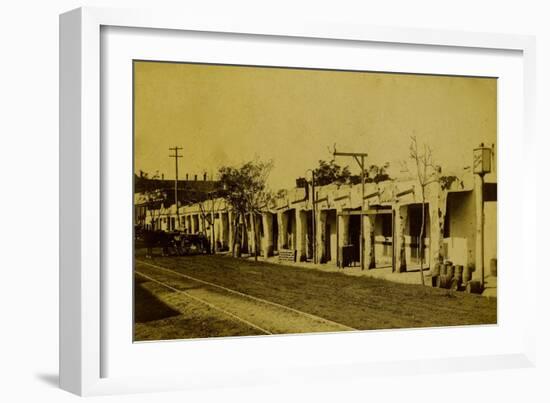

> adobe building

[{"left": 143, "top": 165, "right": 497, "bottom": 286}]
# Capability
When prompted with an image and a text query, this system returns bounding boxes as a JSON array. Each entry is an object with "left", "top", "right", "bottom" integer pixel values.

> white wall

[
  {"left": 447, "top": 191, "right": 477, "bottom": 267},
  {"left": 0, "top": 1, "right": 548, "bottom": 402},
  {"left": 484, "top": 201, "right": 498, "bottom": 272}
]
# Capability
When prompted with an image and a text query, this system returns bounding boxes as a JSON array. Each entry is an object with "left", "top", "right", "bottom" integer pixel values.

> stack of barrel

[{"left": 430, "top": 261, "right": 478, "bottom": 292}]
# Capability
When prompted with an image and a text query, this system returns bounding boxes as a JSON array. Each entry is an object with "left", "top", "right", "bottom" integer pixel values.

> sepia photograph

[{"left": 133, "top": 60, "right": 497, "bottom": 342}]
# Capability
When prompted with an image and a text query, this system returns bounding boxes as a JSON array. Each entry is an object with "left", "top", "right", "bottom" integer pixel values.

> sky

[{"left": 134, "top": 61, "right": 496, "bottom": 190}]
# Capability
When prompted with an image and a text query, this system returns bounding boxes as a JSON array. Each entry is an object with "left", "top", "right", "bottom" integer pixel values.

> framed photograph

[{"left": 60, "top": 7, "right": 536, "bottom": 396}]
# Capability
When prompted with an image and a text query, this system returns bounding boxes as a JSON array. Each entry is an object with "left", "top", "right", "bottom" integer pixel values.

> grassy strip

[{"left": 136, "top": 251, "right": 497, "bottom": 331}]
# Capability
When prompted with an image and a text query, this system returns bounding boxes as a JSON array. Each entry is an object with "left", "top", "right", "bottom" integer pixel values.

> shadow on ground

[{"left": 134, "top": 277, "right": 180, "bottom": 323}]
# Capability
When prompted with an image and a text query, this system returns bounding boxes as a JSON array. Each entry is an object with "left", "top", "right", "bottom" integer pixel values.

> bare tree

[{"left": 409, "top": 136, "right": 439, "bottom": 286}]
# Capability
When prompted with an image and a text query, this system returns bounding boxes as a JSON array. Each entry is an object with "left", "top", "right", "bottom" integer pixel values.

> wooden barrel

[
  {"left": 444, "top": 262, "right": 452, "bottom": 277},
  {"left": 449, "top": 278, "right": 459, "bottom": 291},
  {"left": 445, "top": 275, "right": 454, "bottom": 289},
  {"left": 490, "top": 258, "right": 497, "bottom": 277},
  {"left": 448, "top": 265, "right": 455, "bottom": 279},
  {"left": 431, "top": 262, "right": 441, "bottom": 277},
  {"left": 439, "top": 274, "right": 452, "bottom": 289},
  {"left": 454, "top": 265, "right": 464, "bottom": 284},
  {"left": 463, "top": 265, "right": 472, "bottom": 283}
]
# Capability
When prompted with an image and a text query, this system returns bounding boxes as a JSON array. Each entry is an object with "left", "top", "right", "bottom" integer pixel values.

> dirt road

[{"left": 136, "top": 260, "right": 355, "bottom": 338}]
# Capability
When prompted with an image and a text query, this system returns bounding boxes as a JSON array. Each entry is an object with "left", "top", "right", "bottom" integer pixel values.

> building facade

[{"left": 141, "top": 171, "right": 497, "bottom": 284}]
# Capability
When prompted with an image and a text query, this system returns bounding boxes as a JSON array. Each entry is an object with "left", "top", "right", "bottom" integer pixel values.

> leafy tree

[
  {"left": 366, "top": 162, "right": 392, "bottom": 183},
  {"left": 218, "top": 159, "right": 274, "bottom": 260},
  {"left": 296, "top": 160, "right": 392, "bottom": 187},
  {"left": 312, "top": 160, "right": 350, "bottom": 186},
  {"left": 295, "top": 177, "right": 308, "bottom": 188},
  {"left": 439, "top": 175, "right": 458, "bottom": 190}
]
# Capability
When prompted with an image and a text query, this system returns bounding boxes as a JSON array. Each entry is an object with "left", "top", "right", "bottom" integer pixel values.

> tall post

[
  {"left": 360, "top": 155, "right": 365, "bottom": 270},
  {"left": 473, "top": 143, "right": 492, "bottom": 291},
  {"left": 475, "top": 174, "right": 485, "bottom": 287},
  {"left": 296, "top": 209, "right": 307, "bottom": 262},
  {"left": 261, "top": 212, "right": 274, "bottom": 257},
  {"left": 210, "top": 193, "right": 216, "bottom": 254},
  {"left": 480, "top": 175, "right": 485, "bottom": 286},
  {"left": 169, "top": 146, "right": 183, "bottom": 229},
  {"left": 311, "top": 172, "right": 316, "bottom": 264},
  {"left": 306, "top": 169, "right": 317, "bottom": 264}
]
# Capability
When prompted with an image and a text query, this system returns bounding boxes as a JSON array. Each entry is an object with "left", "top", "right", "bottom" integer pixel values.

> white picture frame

[{"left": 59, "top": 6, "right": 537, "bottom": 396}]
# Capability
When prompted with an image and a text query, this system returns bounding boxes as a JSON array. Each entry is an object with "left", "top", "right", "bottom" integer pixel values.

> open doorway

[
  {"left": 408, "top": 204, "right": 430, "bottom": 268},
  {"left": 347, "top": 215, "right": 361, "bottom": 266},
  {"left": 374, "top": 212, "right": 393, "bottom": 268}
]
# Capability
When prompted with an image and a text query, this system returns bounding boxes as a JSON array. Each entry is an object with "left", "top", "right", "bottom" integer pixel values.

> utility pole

[
  {"left": 169, "top": 146, "right": 183, "bottom": 230},
  {"left": 473, "top": 143, "right": 492, "bottom": 291},
  {"left": 333, "top": 150, "right": 368, "bottom": 270},
  {"left": 210, "top": 191, "right": 216, "bottom": 254},
  {"left": 306, "top": 169, "right": 317, "bottom": 264}
]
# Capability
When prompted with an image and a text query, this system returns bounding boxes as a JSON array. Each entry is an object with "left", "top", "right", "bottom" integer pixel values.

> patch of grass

[{"left": 136, "top": 251, "right": 497, "bottom": 331}]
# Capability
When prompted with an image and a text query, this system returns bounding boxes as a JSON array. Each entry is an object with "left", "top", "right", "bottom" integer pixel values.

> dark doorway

[
  {"left": 272, "top": 213, "right": 279, "bottom": 253},
  {"left": 324, "top": 210, "right": 337, "bottom": 262},
  {"left": 325, "top": 222, "right": 331, "bottom": 262},
  {"left": 375, "top": 213, "right": 393, "bottom": 267},
  {"left": 409, "top": 204, "right": 428, "bottom": 264},
  {"left": 306, "top": 212, "right": 314, "bottom": 259},
  {"left": 286, "top": 210, "right": 295, "bottom": 250},
  {"left": 348, "top": 215, "right": 361, "bottom": 265}
]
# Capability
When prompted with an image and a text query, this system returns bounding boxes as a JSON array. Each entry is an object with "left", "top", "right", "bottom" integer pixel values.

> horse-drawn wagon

[{"left": 136, "top": 228, "right": 210, "bottom": 257}]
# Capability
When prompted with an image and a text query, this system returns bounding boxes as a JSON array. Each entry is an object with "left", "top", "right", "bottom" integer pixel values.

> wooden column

[
  {"left": 220, "top": 212, "right": 229, "bottom": 249},
  {"left": 295, "top": 209, "right": 307, "bottom": 262},
  {"left": 337, "top": 213, "right": 350, "bottom": 267},
  {"left": 228, "top": 211, "right": 235, "bottom": 253},
  {"left": 316, "top": 210, "right": 327, "bottom": 263},
  {"left": 262, "top": 212, "right": 274, "bottom": 257},
  {"left": 394, "top": 205, "right": 409, "bottom": 272},
  {"left": 474, "top": 175, "right": 484, "bottom": 283},
  {"left": 191, "top": 214, "right": 197, "bottom": 234},
  {"left": 247, "top": 214, "right": 255, "bottom": 256},
  {"left": 364, "top": 215, "right": 376, "bottom": 269},
  {"left": 429, "top": 190, "right": 448, "bottom": 271}
]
